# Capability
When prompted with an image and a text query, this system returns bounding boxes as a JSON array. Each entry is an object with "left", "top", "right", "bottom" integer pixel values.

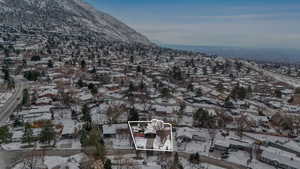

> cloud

[
  {"left": 179, "top": 13, "right": 300, "bottom": 21},
  {"left": 86, "top": 0, "right": 300, "bottom": 49}
]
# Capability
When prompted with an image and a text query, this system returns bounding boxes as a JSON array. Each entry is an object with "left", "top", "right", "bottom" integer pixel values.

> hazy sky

[{"left": 85, "top": 0, "right": 300, "bottom": 49}]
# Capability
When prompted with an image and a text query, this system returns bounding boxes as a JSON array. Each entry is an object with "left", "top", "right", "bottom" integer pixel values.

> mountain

[{"left": 0, "top": 0, "right": 151, "bottom": 45}]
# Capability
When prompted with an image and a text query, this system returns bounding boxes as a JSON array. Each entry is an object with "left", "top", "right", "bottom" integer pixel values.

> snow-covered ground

[
  {"left": 2, "top": 139, "right": 81, "bottom": 151},
  {"left": 227, "top": 150, "right": 275, "bottom": 169},
  {"left": 12, "top": 153, "right": 88, "bottom": 169},
  {"left": 108, "top": 154, "right": 226, "bottom": 169}
]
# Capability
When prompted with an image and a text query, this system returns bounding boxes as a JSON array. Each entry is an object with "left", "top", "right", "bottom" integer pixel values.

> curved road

[
  {"left": 0, "top": 78, "right": 27, "bottom": 168},
  {"left": 243, "top": 60, "right": 300, "bottom": 88},
  {"left": 0, "top": 79, "right": 26, "bottom": 124}
]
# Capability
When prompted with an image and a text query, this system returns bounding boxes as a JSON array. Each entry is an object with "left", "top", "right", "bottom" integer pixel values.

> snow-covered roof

[
  {"left": 215, "top": 140, "right": 230, "bottom": 148},
  {"left": 62, "top": 120, "right": 77, "bottom": 135},
  {"left": 102, "top": 124, "right": 128, "bottom": 135},
  {"left": 176, "top": 127, "right": 193, "bottom": 139}
]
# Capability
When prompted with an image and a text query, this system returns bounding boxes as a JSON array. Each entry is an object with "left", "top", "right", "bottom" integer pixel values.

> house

[
  {"left": 103, "top": 84, "right": 120, "bottom": 91},
  {"left": 228, "top": 137, "right": 252, "bottom": 151},
  {"left": 214, "top": 140, "right": 230, "bottom": 151},
  {"left": 102, "top": 124, "right": 128, "bottom": 138},
  {"left": 61, "top": 120, "right": 79, "bottom": 139},
  {"left": 19, "top": 105, "right": 53, "bottom": 123},
  {"left": 176, "top": 128, "right": 192, "bottom": 142},
  {"left": 51, "top": 107, "right": 72, "bottom": 120}
]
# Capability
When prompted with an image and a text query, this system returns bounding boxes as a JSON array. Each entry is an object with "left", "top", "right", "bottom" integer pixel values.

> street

[{"left": 0, "top": 80, "right": 26, "bottom": 124}]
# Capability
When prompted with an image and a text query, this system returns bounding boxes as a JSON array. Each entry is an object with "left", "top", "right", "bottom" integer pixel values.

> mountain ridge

[{"left": 0, "top": 0, "right": 152, "bottom": 45}]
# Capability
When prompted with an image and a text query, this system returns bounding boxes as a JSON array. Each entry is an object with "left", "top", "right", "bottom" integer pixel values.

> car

[
  {"left": 209, "top": 147, "right": 214, "bottom": 152},
  {"left": 221, "top": 153, "right": 229, "bottom": 159}
]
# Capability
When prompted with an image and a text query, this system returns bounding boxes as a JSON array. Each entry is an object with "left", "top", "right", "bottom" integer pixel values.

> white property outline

[{"left": 128, "top": 120, "right": 173, "bottom": 152}]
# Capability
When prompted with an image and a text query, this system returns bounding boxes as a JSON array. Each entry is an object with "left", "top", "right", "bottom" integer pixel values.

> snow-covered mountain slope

[{"left": 0, "top": 0, "right": 152, "bottom": 45}]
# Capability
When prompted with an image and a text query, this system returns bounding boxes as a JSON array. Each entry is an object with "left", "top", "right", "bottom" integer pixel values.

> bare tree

[{"left": 236, "top": 114, "right": 251, "bottom": 139}]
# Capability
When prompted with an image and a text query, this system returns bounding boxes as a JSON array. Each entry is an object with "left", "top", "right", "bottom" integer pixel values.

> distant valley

[{"left": 163, "top": 44, "right": 300, "bottom": 64}]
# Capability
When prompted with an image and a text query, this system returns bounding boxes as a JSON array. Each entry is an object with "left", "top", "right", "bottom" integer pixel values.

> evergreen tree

[
  {"left": 187, "top": 83, "right": 194, "bottom": 92},
  {"left": 2, "top": 66, "right": 10, "bottom": 81},
  {"left": 81, "top": 60, "right": 86, "bottom": 69},
  {"left": 128, "top": 82, "right": 135, "bottom": 93},
  {"left": 130, "top": 55, "right": 134, "bottom": 63},
  {"left": 160, "top": 87, "right": 171, "bottom": 98},
  {"left": 90, "top": 66, "right": 96, "bottom": 74},
  {"left": 39, "top": 121, "right": 55, "bottom": 145},
  {"left": 179, "top": 103, "right": 186, "bottom": 115},
  {"left": 88, "top": 128, "right": 106, "bottom": 159},
  {"left": 230, "top": 85, "right": 247, "bottom": 100},
  {"left": 237, "top": 86, "right": 247, "bottom": 100},
  {"left": 4, "top": 48, "right": 9, "bottom": 58},
  {"left": 81, "top": 104, "right": 91, "bottom": 124},
  {"left": 172, "top": 66, "right": 183, "bottom": 80},
  {"left": 216, "top": 82, "right": 225, "bottom": 92},
  {"left": 80, "top": 127, "right": 88, "bottom": 146},
  {"left": 22, "top": 89, "right": 30, "bottom": 106},
  {"left": 247, "top": 86, "right": 253, "bottom": 97},
  {"left": 47, "top": 60, "right": 54, "bottom": 68},
  {"left": 22, "top": 123, "right": 33, "bottom": 145},
  {"left": 137, "top": 65, "right": 141, "bottom": 72},
  {"left": 13, "top": 117, "right": 23, "bottom": 127},
  {"left": 224, "top": 96, "right": 234, "bottom": 108},
  {"left": 104, "top": 159, "right": 112, "bottom": 169},
  {"left": 31, "top": 55, "right": 41, "bottom": 61},
  {"left": 295, "top": 87, "right": 300, "bottom": 94},
  {"left": 24, "top": 71, "right": 41, "bottom": 81},
  {"left": 196, "top": 88, "right": 202, "bottom": 97},
  {"left": 77, "top": 79, "right": 84, "bottom": 88},
  {"left": 88, "top": 83, "right": 98, "bottom": 95},
  {"left": 0, "top": 126, "right": 12, "bottom": 144},
  {"left": 128, "top": 107, "right": 139, "bottom": 121},
  {"left": 202, "top": 67, "right": 207, "bottom": 75},
  {"left": 193, "top": 108, "right": 215, "bottom": 128},
  {"left": 189, "top": 153, "right": 200, "bottom": 164},
  {"left": 139, "top": 81, "right": 145, "bottom": 91},
  {"left": 274, "top": 89, "right": 282, "bottom": 98}
]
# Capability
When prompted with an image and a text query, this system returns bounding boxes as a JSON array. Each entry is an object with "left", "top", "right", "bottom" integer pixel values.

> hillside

[{"left": 0, "top": 0, "right": 151, "bottom": 45}]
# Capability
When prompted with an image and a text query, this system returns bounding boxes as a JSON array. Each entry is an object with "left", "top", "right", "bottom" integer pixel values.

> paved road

[
  {"left": 107, "top": 149, "right": 248, "bottom": 169},
  {"left": 0, "top": 151, "right": 21, "bottom": 169},
  {"left": 0, "top": 80, "right": 26, "bottom": 124},
  {"left": 0, "top": 149, "right": 81, "bottom": 169},
  {"left": 0, "top": 147, "right": 248, "bottom": 169},
  {"left": 243, "top": 60, "right": 300, "bottom": 88}
]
